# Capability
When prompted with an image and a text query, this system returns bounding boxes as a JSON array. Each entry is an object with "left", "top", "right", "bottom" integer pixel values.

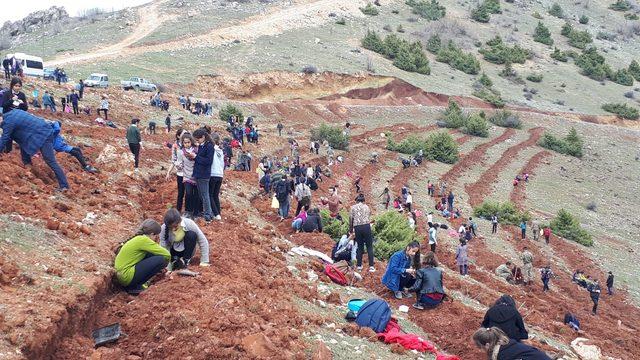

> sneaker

[
  {"left": 394, "top": 291, "right": 403, "bottom": 299},
  {"left": 84, "top": 165, "right": 98, "bottom": 173},
  {"left": 369, "top": 267, "right": 376, "bottom": 273},
  {"left": 401, "top": 291, "right": 413, "bottom": 299},
  {"left": 356, "top": 266, "right": 363, "bottom": 271},
  {"left": 412, "top": 303, "right": 425, "bottom": 310},
  {"left": 55, "top": 187, "right": 69, "bottom": 193},
  {"left": 215, "top": 215, "right": 222, "bottom": 221},
  {"left": 134, "top": 168, "right": 139, "bottom": 173}
]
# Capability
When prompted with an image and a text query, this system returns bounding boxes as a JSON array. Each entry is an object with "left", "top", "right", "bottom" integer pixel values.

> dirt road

[
  {"left": 45, "top": 0, "right": 379, "bottom": 66},
  {"left": 44, "top": 1, "right": 164, "bottom": 67}
]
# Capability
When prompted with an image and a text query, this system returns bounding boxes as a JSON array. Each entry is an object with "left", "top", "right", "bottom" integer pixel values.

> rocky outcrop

[{"left": 1, "top": 6, "right": 69, "bottom": 37}]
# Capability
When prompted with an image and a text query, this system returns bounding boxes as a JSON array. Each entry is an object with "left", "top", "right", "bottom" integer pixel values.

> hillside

[
  {"left": 1, "top": 1, "right": 640, "bottom": 360},
  {"left": 4, "top": 0, "right": 640, "bottom": 116}
]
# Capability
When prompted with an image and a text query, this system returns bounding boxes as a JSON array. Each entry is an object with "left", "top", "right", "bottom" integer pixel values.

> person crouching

[{"left": 159, "top": 208, "right": 211, "bottom": 270}]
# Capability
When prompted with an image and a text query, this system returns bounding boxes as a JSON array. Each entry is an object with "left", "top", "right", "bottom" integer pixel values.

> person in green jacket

[
  {"left": 126, "top": 118, "right": 143, "bottom": 171},
  {"left": 114, "top": 219, "right": 170, "bottom": 295}
]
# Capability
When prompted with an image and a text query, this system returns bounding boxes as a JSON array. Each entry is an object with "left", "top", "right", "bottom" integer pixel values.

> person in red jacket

[{"left": 543, "top": 227, "right": 551, "bottom": 244}]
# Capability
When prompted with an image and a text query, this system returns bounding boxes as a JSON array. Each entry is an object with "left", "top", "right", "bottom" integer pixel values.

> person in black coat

[
  {"left": 2, "top": 58, "right": 10, "bottom": 80},
  {"left": 1, "top": 77, "right": 28, "bottom": 114},
  {"left": 481, "top": 295, "right": 528, "bottom": 341},
  {"left": 473, "top": 327, "right": 551, "bottom": 360},
  {"left": 302, "top": 208, "right": 323, "bottom": 233},
  {"left": 606, "top": 271, "right": 614, "bottom": 295}
]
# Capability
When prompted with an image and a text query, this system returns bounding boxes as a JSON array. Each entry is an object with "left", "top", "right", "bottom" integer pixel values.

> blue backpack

[{"left": 355, "top": 299, "right": 391, "bottom": 333}]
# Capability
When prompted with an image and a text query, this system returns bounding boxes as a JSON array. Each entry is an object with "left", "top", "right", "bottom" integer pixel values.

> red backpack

[{"left": 325, "top": 263, "right": 348, "bottom": 286}]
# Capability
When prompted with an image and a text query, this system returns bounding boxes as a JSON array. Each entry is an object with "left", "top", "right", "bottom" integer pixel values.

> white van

[
  {"left": 5, "top": 53, "right": 44, "bottom": 77},
  {"left": 84, "top": 73, "right": 109, "bottom": 88}
]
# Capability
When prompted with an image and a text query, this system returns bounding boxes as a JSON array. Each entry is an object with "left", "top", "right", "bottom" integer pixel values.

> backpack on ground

[
  {"left": 324, "top": 263, "right": 348, "bottom": 286},
  {"left": 355, "top": 299, "right": 392, "bottom": 333}
]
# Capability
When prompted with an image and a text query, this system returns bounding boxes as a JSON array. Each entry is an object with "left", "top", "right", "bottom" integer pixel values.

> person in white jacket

[
  {"left": 209, "top": 132, "right": 225, "bottom": 221},
  {"left": 159, "top": 208, "right": 210, "bottom": 270},
  {"left": 332, "top": 234, "right": 357, "bottom": 264}
]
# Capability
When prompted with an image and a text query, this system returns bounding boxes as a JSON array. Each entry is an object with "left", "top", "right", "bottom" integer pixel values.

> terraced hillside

[{"left": 0, "top": 0, "right": 639, "bottom": 359}]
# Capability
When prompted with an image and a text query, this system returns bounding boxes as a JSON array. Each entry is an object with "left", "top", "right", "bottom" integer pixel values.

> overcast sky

[{"left": 1, "top": 0, "right": 153, "bottom": 24}]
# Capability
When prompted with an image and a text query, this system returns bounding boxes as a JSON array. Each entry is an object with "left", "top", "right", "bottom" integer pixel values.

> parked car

[
  {"left": 84, "top": 73, "right": 109, "bottom": 88},
  {"left": 43, "top": 68, "right": 56, "bottom": 80},
  {"left": 121, "top": 77, "right": 157, "bottom": 92}
]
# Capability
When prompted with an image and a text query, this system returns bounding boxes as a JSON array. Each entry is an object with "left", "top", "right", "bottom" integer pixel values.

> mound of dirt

[
  {"left": 321, "top": 78, "right": 493, "bottom": 108},
  {"left": 191, "top": 71, "right": 393, "bottom": 103}
]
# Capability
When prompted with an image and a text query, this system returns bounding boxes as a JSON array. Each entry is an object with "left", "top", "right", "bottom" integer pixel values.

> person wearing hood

[
  {"left": 481, "top": 295, "right": 529, "bottom": 341},
  {"left": 473, "top": 327, "right": 551, "bottom": 360}
]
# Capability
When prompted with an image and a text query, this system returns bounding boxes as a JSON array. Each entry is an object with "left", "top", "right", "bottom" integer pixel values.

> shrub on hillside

[
  {"left": 602, "top": 103, "right": 640, "bottom": 119},
  {"left": 579, "top": 15, "right": 589, "bottom": 24},
  {"left": 393, "top": 42, "right": 431, "bottom": 74},
  {"left": 576, "top": 47, "right": 613, "bottom": 81},
  {"left": 473, "top": 88, "right": 506, "bottom": 107},
  {"left": 548, "top": 3, "right": 564, "bottom": 18},
  {"left": 566, "top": 29, "right": 593, "bottom": 49},
  {"left": 435, "top": 40, "right": 481, "bottom": 74},
  {"left": 499, "top": 62, "right": 517, "bottom": 78},
  {"left": 362, "top": 30, "right": 386, "bottom": 53},
  {"left": 362, "top": 31, "right": 431, "bottom": 75},
  {"left": 489, "top": 110, "right": 522, "bottom": 128},
  {"left": 538, "top": 127, "right": 584, "bottom": 157},
  {"left": 463, "top": 113, "right": 489, "bottom": 137},
  {"left": 387, "top": 135, "right": 429, "bottom": 154},
  {"left": 479, "top": 36, "right": 530, "bottom": 64},
  {"left": 426, "top": 34, "right": 442, "bottom": 53},
  {"left": 471, "top": 0, "right": 501, "bottom": 23},
  {"left": 310, "top": 124, "right": 350, "bottom": 150},
  {"left": 561, "top": 22, "right": 573, "bottom": 36},
  {"left": 219, "top": 104, "right": 244, "bottom": 122},
  {"left": 361, "top": 3, "right": 380, "bottom": 16},
  {"left": 533, "top": 22, "right": 554, "bottom": 46},
  {"left": 397, "top": 24, "right": 405, "bottom": 33},
  {"left": 424, "top": 131, "right": 459, "bottom": 164},
  {"left": 441, "top": 100, "right": 467, "bottom": 128},
  {"left": 551, "top": 47, "right": 568, "bottom": 62},
  {"left": 479, "top": 72, "right": 493, "bottom": 87},
  {"left": 473, "top": 201, "right": 531, "bottom": 225},
  {"left": 320, "top": 209, "right": 349, "bottom": 240},
  {"left": 406, "top": 0, "right": 446, "bottom": 21},
  {"left": 612, "top": 69, "right": 634, "bottom": 86},
  {"left": 609, "top": 0, "right": 632, "bottom": 11},
  {"left": 625, "top": 13, "right": 639, "bottom": 20},
  {"left": 550, "top": 209, "right": 593, "bottom": 246},
  {"left": 526, "top": 73, "right": 543, "bottom": 82},
  {"left": 372, "top": 211, "right": 420, "bottom": 260},
  {"left": 336, "top": 18, "right": 346, "bottom": 25},
  {"left": 629, "top": 60, "right": 640, "bottom": 81}
]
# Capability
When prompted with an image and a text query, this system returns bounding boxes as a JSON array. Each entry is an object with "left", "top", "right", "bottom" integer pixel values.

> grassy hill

[{"left": 5, "top": 0, "right": 640, "bottom": 115}]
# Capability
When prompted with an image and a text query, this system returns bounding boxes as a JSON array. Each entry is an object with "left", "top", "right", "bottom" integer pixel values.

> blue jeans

[
  {"left": 196, "top": 178, "right": 213, "bottom": 220},
  {"left": 279, "top": 196, "right": 290, "bottom": 218},
  {"left": 292, "top": 218, "right": 303, "bottom": 230},
  {"left": 26, "top": 136, "right": 69, "bottom": 189}
]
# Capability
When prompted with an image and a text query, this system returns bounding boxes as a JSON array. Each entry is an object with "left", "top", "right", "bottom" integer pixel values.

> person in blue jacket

[
  {"left": 192, "top": 128, "right": 214, "bottom": 222},
  {"left": 51, "top": 121, "right": 97, "bottom": 173},
  {"left": 381, "top": 241, "right": 420, "bottom": 299},
  {"left": 0, "top": 109, "right": 69, "bottom": 191}
]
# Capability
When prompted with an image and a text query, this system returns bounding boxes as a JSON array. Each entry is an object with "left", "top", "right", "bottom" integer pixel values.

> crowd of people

[{"left": 0, "top": 69, "right": 622, "bottom": 359}]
